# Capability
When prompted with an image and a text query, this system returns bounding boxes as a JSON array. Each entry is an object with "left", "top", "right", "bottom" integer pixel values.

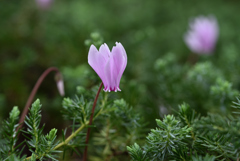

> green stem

[
  {"left": 24, "top": 121, "right": 90, "bottom": 160},
  {"left": 180, "top": 155, "right": 186, "bottom": 161},
  {"left": 24, "top": 112, "right": 103, "bottom": 160},
  {"left": 184, "top": 115, "right": 195, "bottom": 140},
  {"left": 33, "top": 121, "right": 39, "bottom": 153},
  {"left": 53, "top": 123, "right": 87, "bottom": 150},
  {"left": 216, "top": 142, "right": 230, "bottom": 161}
]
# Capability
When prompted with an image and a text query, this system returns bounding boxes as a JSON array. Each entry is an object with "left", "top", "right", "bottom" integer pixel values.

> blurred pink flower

[
  {"left": 36, "top": 0, "right": 53, "bottom": 9},
  {"left": 57, "top": 79, "right": 65, "bottom": 96},
  {"left": 184, "top": 15, "right": 219, "bottom": 54},
  {"left": 55, "top": 72, "right": 65, "bottom": 96},
  {"left": 88, "top": 42, "right": 127, "bottom": 92}
]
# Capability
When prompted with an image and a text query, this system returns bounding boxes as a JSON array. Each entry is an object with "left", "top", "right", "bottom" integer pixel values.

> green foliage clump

[
  {"left": 128, "top": 113, "right": 192, "bottom": 161},
  {"left": 128, "top": 99, "right": 240, "bottom": 161},
  {"left": 0, "top": 86, "right": 145, "bottom": 160},
  {"left": 24, "top": 99, "right": 60, "bottom": 160},
  {"left": 0, "top": 106, "right": 24, "bottom": 160},
  {"left": 147, "top": 116, "right": 191, "bottom": 160},
  {"left": 192, "top": 154, "right": 216, "bottom": 161},
  {"left": 84, "top": 32, "right": 104, "bottom": 48},
  {"left": 2, "top": 0, "right": 240, "bottom": 161},
  {"left": 90, "top": 98, "right": 145, "bottom": 160},
  {"left": 62, "top": 96, "right": 92, "bottom": 125},
  {"left": 127, "top": 143, "right": 146, "bottom": 161},
  {"left": 210, "top": 78, "right": 239, "bottom": 103}
]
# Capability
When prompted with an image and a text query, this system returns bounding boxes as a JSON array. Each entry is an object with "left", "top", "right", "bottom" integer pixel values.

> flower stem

[
  {"left": 17, "top": 67, "right": 62, "bottom": 133},
  {"left": 83, "top": 82, "right": 103, "bottom": 161},
  {"left": 53, "top": 123, "right": 87, "bottom": 150}
]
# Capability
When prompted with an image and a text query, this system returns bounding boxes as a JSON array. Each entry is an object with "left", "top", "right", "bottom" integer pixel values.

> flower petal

[
  {"left": 184, "top": 32, "right": 202, "bottom": 53},
  {"left": 99, "top": 43, "right": 111, "bottom": 61},
  {"left": 111, "top": 42, "right": 127, "bottom": 91},
  {"left": 88, "top": 45, "right": 108, "bottom": 87},
  {"left": 104, "top": 55, "right": 115, "bottom": 92}
]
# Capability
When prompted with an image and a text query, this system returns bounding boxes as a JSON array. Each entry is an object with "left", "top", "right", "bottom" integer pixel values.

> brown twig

[
  {"left": 83, "top": 82, "right": 103, "bottom": 161},
  {"left": 17, "top": 67, "right": 62, "bottom": 133}
]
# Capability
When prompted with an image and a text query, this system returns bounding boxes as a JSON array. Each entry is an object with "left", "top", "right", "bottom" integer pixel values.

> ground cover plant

[{"left": 1, "top": 0, "right": 240, "bottom": 160}]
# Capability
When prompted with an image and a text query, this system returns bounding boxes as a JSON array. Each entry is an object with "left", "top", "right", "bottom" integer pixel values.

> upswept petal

[
  {"left": 88, "top": 45, "right": 108, "bottom": 87},
  {"left": 104, "top": 54, "right": 116, "bottom": 92},
  {"left": 184, "top": 32, "right": 202, "bottom": 53},
  {"left": 99, "top": 43, "right": 111, "bottom": 61},
  {"left": 111, "top": 42, "right": 127, "bottom": 91}
]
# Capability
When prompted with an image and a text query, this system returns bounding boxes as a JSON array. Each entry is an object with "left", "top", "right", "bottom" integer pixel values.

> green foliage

[
  {"left": 128, "top": 111, "right": 193, "bottom": 161},
  {"left": 178, "top": 103, "right": 198, "bottom": 127},
  {"left": 128, "top": 99, "right": 240, "bottom": 161},
  {"left": 187, "top": 61, "right": 222, "bottom": 85},
  {"left": 110, "top": 99, "right": 141, "bottom": 130},
  {"left": 89, "top": 98, "right": 145, "bottom": 160},
  {"left": 2, "top": 1, "right": 240, "bottom": 160},
  {"left": 194, "top": 112, "right": 240, "bottom": 159},
  {"left": 192, "top": 154, "right": 216, "bottom": 161},
  {"left": 24, "top": 99, "right": 60, "bottom": 160},
  {"left": 24, "top": 99, "right": 42, "bottom": 153},
  {"left": 3, "top": 153, "right": 26, "bottom": 161},
  {"left": 62, "top": 96, "right": 92, "bottom": 125},
  {"left": 5, "top": 91, "right": 240, "bottom": 161},
  {"left": 0, "top": 0, "right": 240, "bottom": 157},
  {"left": 2, "top": 0, "right": 240, "bottom": 128},
  {"left": 60, "top": 95, "right": 95, "bottom": 156},
  {"left": 147, "top": 116, "right": 191, "bottom": 160},
  {"left": 0, "top": 106, "right": 24, "bottom": 160},
  {"left": 84, "top": 32, "right": 104, "bottom": 48},
  {"left": 210, "top": 78, "right": 238, "bottom": 99},
  {"left": 232, "top": 97, "right": 240, "bottom": 115},
  {"left": 127, "top": 143, "right": 147, "bottom": 161}
]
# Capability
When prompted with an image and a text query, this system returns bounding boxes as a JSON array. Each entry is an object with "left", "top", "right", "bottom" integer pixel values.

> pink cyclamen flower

[
  {"left": 36, "top": 0, "right": 53, "bottom": 9},
  {"left": 184, "top": 15, "right": 219, "bottom": 54},
  {"left": 88, "top": 42, "right": 127, "bottom": 92}
]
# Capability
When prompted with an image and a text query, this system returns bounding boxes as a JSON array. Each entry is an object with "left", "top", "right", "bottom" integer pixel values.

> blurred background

[{"left": 1, "top": 0, "right": 240, "bottom": 153}]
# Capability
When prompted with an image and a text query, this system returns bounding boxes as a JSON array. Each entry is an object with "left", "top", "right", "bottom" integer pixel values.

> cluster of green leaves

[
  {"left": 1, "top": 0, "right": 240, "bottom": 125},
  {"left": 0, "top": 106, "right": 25, "bottom": 160},
  {"left": 153, "top": 54, "right": 239, "bottom": 116},
  {"left": 90, "top": 99, "right": 145, "bottom": 160},
  {"left": 61, "top": 86, "right": 145, "bottom": 160},
  {"left": 0, "top": 99, "right": 61, "bottom": 161},
  {"left": 0, "top": 83, "right": 146, "bottom": 160},
  {"left": 24, "top": 99, "right": 60, "bottom": 160},
  {"left": 60, "top": 93, "right": 98, "bottom": 157},
  {"left": 128, "top": 100, "right": 240, "bottom": 161}
]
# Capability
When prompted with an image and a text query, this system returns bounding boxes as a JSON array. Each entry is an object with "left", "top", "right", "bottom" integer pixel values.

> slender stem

[
  {"left": 53, "top": 123, "right": 87, "bottom": 150},
  {"left": 83, "top": 82, "right": 103, "bottom": 161},
  {"left": 17, "top": 67, "right": 61, "bottom": 132},
  {"left": 184, "top": 115, "right": 195, "bottom": 141}
]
